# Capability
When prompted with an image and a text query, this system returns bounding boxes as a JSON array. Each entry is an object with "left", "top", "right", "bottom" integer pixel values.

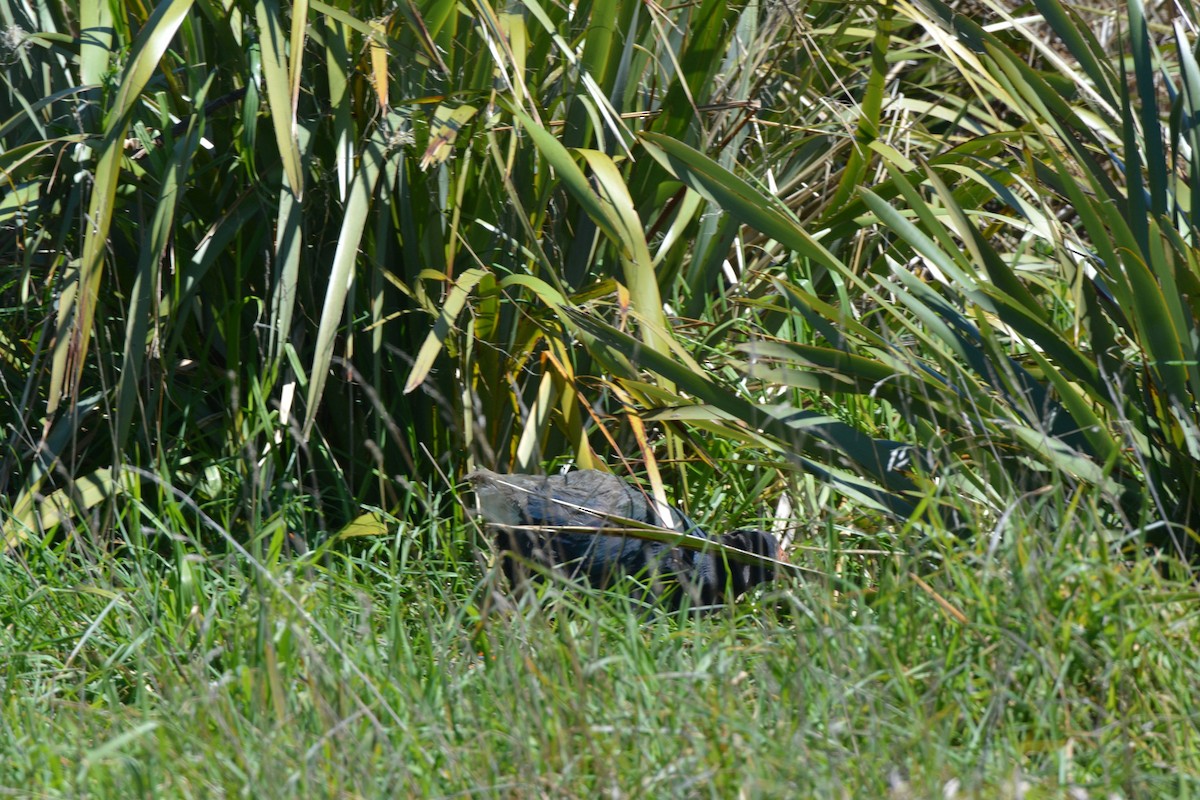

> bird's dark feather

[{"left": 467, "top": 468, "right": 781, "bottom": 607}]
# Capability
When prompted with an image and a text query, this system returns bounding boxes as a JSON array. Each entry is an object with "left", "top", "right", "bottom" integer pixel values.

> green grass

[{"left": 4, "top": 486, "right": 1198, "bottom": 798}]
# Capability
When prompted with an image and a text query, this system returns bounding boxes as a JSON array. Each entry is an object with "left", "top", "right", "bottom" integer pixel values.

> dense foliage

[
  {"left": 5, "top": 0, "right": 1200, "bottom": 558},
  {"left": 3, "top": 0, "right": 1200, "bottom": 795}
]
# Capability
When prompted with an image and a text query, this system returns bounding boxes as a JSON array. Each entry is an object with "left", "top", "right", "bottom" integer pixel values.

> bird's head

[{"left": 721, "top": 529, "right": 785, "bottom": 595}]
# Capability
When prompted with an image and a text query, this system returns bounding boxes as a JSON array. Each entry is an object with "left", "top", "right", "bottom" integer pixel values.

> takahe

[{"left": 467, "top": 468, "right": 783, "bottom": 607}]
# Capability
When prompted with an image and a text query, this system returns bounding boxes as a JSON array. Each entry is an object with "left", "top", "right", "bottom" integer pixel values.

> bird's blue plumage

[{"left": 467, "top": 468, "right": 781, "bottom": 607}]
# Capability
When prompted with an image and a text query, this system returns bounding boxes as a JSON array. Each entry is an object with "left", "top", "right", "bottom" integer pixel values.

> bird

[{"left": 466, "top": 468, "right": 783, "bottom": 608}]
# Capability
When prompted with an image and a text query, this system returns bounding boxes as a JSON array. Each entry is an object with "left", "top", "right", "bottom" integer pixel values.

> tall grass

[{"left": 3, "top": 481, "right": 1199, "bottom": 796}]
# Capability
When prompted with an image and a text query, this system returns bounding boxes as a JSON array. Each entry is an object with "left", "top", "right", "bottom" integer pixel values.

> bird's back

[{"left": 469, "top": 468, "right": 658, "bottom": 529}]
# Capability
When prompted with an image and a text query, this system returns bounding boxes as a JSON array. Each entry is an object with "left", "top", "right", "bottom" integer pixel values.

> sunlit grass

[{"left": 3, "top": 479, "right": 1198, "bottom": 798}]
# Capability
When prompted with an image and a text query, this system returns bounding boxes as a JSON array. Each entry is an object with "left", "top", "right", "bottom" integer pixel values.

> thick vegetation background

[{"left": 3, "top": 0, "right": 1200, "bottom": 796}]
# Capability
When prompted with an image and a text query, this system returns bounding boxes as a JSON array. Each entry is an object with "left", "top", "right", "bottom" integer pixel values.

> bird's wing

[
  {"left": 523, "top": 470, "right": 651, "bottom": 528},
  {"left": 469, "top": 469, "right": 674, "bottom": 529},
  {"left": 469, "top": 468, "right": 712, "bottom": 538}
]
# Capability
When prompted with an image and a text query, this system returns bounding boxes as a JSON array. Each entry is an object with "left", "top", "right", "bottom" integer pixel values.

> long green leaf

[
  {"left": 255, "top": 0, "right": 304, "bottom": 198},
  {"left": 48, "top": 0, "right": 195, "bottom": 414},
  {"left": 302, "top": 138, "right": 387, "bottom": 438},
  {"left": 577, "top": 148, "right": 671, "bottom": 355},
  {"left": 115, "top": 100, "right": 206, "bottom": 450},
  {"left": 405, "top": 269, "right": 488, "bottom": 394},
  {"left": 639, "top": 131, "right": 852, "bottom": 289}
]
